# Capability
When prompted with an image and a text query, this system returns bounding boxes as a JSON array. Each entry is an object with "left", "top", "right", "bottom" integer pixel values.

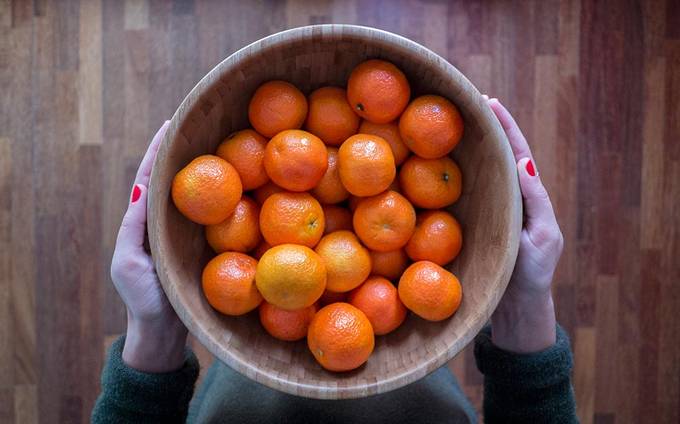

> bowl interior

[{"left": 149, "top": 25, "right": 521, "bottom": 399}]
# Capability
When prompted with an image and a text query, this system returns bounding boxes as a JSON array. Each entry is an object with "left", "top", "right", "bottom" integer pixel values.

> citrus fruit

[
  {"left": 264, "top": 129, "right": 328, "bottom": 192},
  {"left": 311, "top": 147, "right": 350, "bottom": 204},
  {"left": 353, "top": 190, "right": 416, "bottom": 252},
  {"left": 253, "top": 181, "right": 284, "bottom": 205},
  {"left": 259, "top": 192, "right": 325, "bottom": 248},
  {"left": 315, "top": 230, "right": 372, "bottom": 293},
  {"left": 305, "top": 86, "right": 360, "bottom": 146},
  {"left": 405, "top": 210, "right": 462, "bottom": 265},
  {"left": 205, "top": 196, "right": 261, "bottom": 253},
  {"left": 398, "top": 261, "right": 462, "bottom": 321},
  {"left": 307, "top": 303, "right": 375, "bottom": 372},
  {"left": 215, "top": 129, "right": 269, "bottom": 190},
  {"left": 358, "top": 120, "right": 410, "bottom": 166},
  {"left": 338, "top": 134, "right": 395, "bottom": 197},
  {"left": 202, "top": 252, "right": 262, "bottom": 316},
  {"left": 322, "top": 204, "right": 353, "bottom": 234},
  {"left": 255, "top": 244, "right": 327, "bottom": 310},
  {"left": 248, "top": 80, "right": 307, "bottom": 137},
  {"left": 348, "top": 276, "right": 407, "bottom": 335},
  {"left": 399, "top": 95, "right": 464, "bottom": 159},
  {"left": 259, "top": 302, "right": 317, "bottom": 341},
  {"left": 399, "top": 156, "right": 462, "bottom": 208},
  {"left": 369, "top": 248, "right": 409, "bottom": 281},
  {"left": 171, "top": 155, "right": 242, "bottom": 225},
  {"left": 347, "top": 59, "right": 410, "bottom": 124}
]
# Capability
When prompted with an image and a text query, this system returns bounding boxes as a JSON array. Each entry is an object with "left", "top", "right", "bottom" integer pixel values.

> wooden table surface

[{"left": 1, "top": 0, "right": 679, "bottom": 422}]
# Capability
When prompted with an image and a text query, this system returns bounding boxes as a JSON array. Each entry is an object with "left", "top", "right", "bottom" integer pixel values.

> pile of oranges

[{"left": 171, "top": 59, "right": 465, "bottom": 372}]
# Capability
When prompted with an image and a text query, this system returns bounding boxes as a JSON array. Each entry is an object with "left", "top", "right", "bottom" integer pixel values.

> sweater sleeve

[
  {"left": 91, "top": 335, "right": 200, "bottom": 424},
  {"left": 474, "top": 324, "right": 577, "bottom": 424}
]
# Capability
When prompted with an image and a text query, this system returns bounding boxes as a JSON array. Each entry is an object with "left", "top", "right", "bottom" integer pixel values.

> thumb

[
  {"left": 516, "top": 157, "right": 557, "bottom": 226},
  {"left": 116, "top": 184, "right": 148, "bottom": 250}
]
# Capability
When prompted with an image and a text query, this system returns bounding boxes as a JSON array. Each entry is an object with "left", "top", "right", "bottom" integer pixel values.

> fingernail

[
  {"left": 526, "top": 159, "right": 537, "bottom": 177},
  {"left": 131, "top": 185, "right": 142, "bottom": 203}
]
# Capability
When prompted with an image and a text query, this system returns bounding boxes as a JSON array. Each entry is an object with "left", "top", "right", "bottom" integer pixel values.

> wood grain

[{"left": 0, "top": 0, "right": 678, "bottom": 421}]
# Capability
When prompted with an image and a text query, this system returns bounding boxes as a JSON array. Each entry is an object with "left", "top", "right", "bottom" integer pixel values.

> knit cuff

[
  {"left": 474, "top": 324, "right": 573, "bottom": 389},
  {"left": 100, "top": 335, "right": 200, "bottom": 416}
]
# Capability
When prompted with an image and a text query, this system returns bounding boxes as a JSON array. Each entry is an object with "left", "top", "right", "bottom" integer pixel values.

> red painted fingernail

[
  {"left": 526, "top": 159, "right": 536, "bottom": 177},
  {"left": 131, "top": 185, "right": 142, "bottom": 203}
]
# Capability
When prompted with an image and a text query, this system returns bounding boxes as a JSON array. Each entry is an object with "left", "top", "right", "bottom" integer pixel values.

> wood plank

[
  {"left": 78, "top": 0, "right": 103, "bottom": 145},
  {"left": 14, "top": 384, "right": 36, "bottom": 424},
  {"left": 574, "top": 327, "right": 596, "bottom": 424}
]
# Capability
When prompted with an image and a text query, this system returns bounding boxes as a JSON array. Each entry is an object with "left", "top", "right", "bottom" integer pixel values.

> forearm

[{"left": 491, "top": 289, "right": 556, "bottom": 353}]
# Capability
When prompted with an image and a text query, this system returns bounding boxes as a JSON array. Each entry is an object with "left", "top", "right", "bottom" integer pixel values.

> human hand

[
  {"left": 110, "top": 121, "right": 188, "bottom": 372},
  {"left": 486, "top": 98, "right": 564, "bottom": 353}
]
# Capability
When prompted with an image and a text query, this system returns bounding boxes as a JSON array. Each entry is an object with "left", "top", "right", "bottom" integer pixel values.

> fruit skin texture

[
  {"left": 305, "top": 86, "right": 360, "bottom": 146},
  {"left": 315, "top": 231, "right": 372, "bottom": 293},
  {"left": 348, "top": 276, "right": 407, "bottom": 335},
  {"left": 405, "top": 210, "right": 463, "bottom": 266},
  {"left": 215, "top": 129, "right": 269, "bottom": 190},
  {"left": 321, "top": 205, "right": 353, "bottom": 235},
  {"left": 312, "top": 147, "right": 350, "bottom": 204},
  {"left": 253, "top": 181, "right": 284, "bottom": 206},
  {"left": 248, "top": 80, "right": 308, "bottom": 138},
  {"left": 264, "top": 129, "right": 328, "bottom": 192},
  {"left": 307, "top": 302, "right": 375, "bottom": 372},
  {"left": 255, "top": 244, "right": 327, "bottom": 311},
  {"left": 358, "top": 120, "right": 410, "bottom": 166},
  {"left": 259, "top": 302, "right": 317, "bottom": 342},
  {"left": 205, "top": 196, "right": 261, "bottom": 253},
  {"left": 399, "top": 95, "right": 464, "bottom": 159},
  {"left": 399, "top": 156, "right": 462, "bottom": 209},
  {"left": 259, "top": 192, "right": 325, "bottom": 248},
  {"left": 369, "top": 248, "right": 410, "bottom": 281},
  {"left": 338, "top": 134, "right": 396, "bottom": 197},
  {"left": 171, "top": 155, "right": 243, "bottom": 225},
  {"left": 202, "top": 252, "right": 262, "bottom": 316},
  {"left": 353, "top": 190, "right": 416, "bottom": 252},
  {"left": 398, "top": 261, "right": 462, "bottom": 321},
  {"left": 347, "top": 59, "right": 411, "bottom": 124}
]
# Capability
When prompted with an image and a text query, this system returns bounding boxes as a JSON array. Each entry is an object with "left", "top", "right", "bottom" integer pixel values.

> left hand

[{"left": 110, "top": 120, "right": 188, "bottom": 372}]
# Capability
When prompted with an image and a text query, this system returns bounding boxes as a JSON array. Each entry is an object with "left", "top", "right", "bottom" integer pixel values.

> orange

[
  {"left": 319, "top": 289, "right": 348, "bottom": 306},
  {"left": 205, "top": 196, "right": 261, "bottom": 253},
  {"left": 348, "top": 276, "right": 407, "bottom": 335},
  {"left": 399, "top": 156, "right": 462, "bottom": 208},
  {"left": 405, "top": 210, "right": 462, "bottom": 266},
  {"left": 264, "top": 129, "right": 328, "bottom": 192},
  {"left": 358, "top": 120, "right": 410, "bottom": 166},
  {"left": 399, "top": 95, "right": 464, "bottom": 159},
  {"left": 259, "top": 302, "right": 317, "bottom": 341},
  {"left": 398, "top": 261, "right": 462, "bottom": 321},
  {"left": 215, "top": 129, "right": 269, "bottom": 190},
  {"left": 348, "top": 195, "right": 363, "bottom": 212},
  {"left": 347, "top": 59, "right": 410, "bottom": 124},
  {"left": 322, "top": 205, "right": 353, "bottom": 234},
  {"left": 171, "top": 155, "right": 243, "bottom": 225},
  {"left": 338, "top": 134, "right": 396, "bottom": 197},
  {"left": 307, "top": 303, "right": 375, "bottom": 372},
  {"left": 202, "top": 252, "right": 262, "bottom": 316},
  {"left": 353, "top": 190, "right": 416, "bottom": 252},
  {"left": 315, "top": 231, "right": 372, "bottom": 293},
  {"left": 259, "top": 192, "right": 325, "bottom": 248},
  {"left": 255, "top": 244, "right": 327, "bottom": 310},
  {"left": 253, "top": 181, "right": 284, "bottom": 205},
  {"left": 252, "top": 240, "right": 271, "bottom": 259},
  {"left": 369, "top": 248, "right": 409, "bottom": 281},
  {"left": 248, "top": 80, "right": 308, "bottom": 137},
  {"left": 312, "top": 147, "right": 350, "bottom": 204},
  {"left": 305, "top": 86, "right": 360, "bottom": 146}
]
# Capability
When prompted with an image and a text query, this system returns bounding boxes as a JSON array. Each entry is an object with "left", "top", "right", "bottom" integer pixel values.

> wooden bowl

[{"left": 149, "top": 24, "right": 521, "bottom": 399}]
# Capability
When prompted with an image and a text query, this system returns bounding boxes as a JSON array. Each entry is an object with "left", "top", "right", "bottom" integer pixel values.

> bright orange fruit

[
  {"left": 305, "top": 86, "right": 360, "bottom": 146},
  {"left": 369, "top": 248, "right": 410, "bottom": 281},
  {"left": 248, "top": 80, "right": 307, "bottom": 137},
  {"left": 202, "top": 252, "right": 262, "bottom": 316},
  {"left": 205, "top": 196, "right": 261, "bottom": 253},
  {"left": 348, "top": 276, "right": 407, "bottom": 335},
  {"left": 398, "top": 261, "right": 462, "bottom": 321},
  {"left": 405, "top": 210, "right": 462, "bottom": 266},
  {"left": 259, "top": 191, "right": 325, "bottom": 248},
  {"left": 322, "top": 204, "right": 353, "bottom": 234},
  {"left": 338, "top": 134, "right": 395, "bottom": 197},
  {"left": 315, "top": 230, "right": 372, "bottom": 293},
  {"left": 312, "top": 147, "right": 350, "bottom": 204},
  {"left": 347, "top": 59, "right": 410, "bottom": 124},
  {"left": 264, "top": 129, "right": 328, "bottom": 192},
  {"left": 215, "top": 129, "right": 269, "bottom": 190},
  {"left": 358, "top": 120, "right": 410, "bottom": 166},
  {"left": 399, "top": 95, "right": 464, "bottom": 159},
  {"left": 259, "top": 302, "right": 317, "bottom": 342},
  {"left": 352, "top": 190, "right": 416, "bottom": 252},
  {"left": 399, "top": 156, "right": 462, "bottom": 209}
]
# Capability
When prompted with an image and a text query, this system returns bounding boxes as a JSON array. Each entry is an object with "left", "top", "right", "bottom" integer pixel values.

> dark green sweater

[{"left": 92, "top": 326, "right": 576, "bottom": 423}]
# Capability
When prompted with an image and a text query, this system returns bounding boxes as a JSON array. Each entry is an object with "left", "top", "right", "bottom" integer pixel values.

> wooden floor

[{"left": 1, "top": 0, "right": 679, "bottom": 422}]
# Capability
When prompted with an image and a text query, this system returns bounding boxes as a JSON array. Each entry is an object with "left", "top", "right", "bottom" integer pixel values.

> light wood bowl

[{"left": 149, "top": 24, "right": 521, "bottom": 399}]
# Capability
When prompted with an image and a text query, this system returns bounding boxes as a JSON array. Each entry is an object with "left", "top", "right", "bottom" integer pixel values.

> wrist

[
  {"left": 491, "top": 288, "right": 556, "bottom": 353},
  {"left": 122, "top": 314, "right": 188, "bottom": 373}
]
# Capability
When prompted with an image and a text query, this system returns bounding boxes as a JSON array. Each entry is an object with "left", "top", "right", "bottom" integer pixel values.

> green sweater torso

[{"left": 92, "top": 326, "right": 577, "bottom": 423}]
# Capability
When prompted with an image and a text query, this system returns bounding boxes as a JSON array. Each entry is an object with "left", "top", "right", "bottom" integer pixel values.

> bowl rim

[{"left": 149, "top": 23, "right": 522, "bottom": 399}]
